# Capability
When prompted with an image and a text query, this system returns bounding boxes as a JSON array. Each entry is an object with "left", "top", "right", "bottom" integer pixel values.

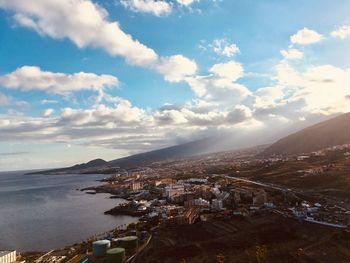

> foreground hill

[
  {"left": 262, "top": 112, "right": 350, "bottom": 156},
  {"left": 134, "top": 211, "right": 350, "bottom": 263}
]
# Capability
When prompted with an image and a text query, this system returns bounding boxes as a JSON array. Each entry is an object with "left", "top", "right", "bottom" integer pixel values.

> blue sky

[{"left": 0, "top": 0, "right": 350, "bottom": 171}]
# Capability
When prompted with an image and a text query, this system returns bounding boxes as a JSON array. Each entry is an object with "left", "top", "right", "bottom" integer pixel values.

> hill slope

[
  {"left": 262, "top": 112, "right": 350, "bottom": 156},
  {"left": 109, "top": 137, "right": 229, "bottom": 167},
  {"left": 27, "top": 158, "right": 108, "bottom": 175}
]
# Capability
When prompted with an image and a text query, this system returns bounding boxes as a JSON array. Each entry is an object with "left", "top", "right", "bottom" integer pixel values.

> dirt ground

[{"left": 134, "top": 211, "right": 350, "bottom": 263}]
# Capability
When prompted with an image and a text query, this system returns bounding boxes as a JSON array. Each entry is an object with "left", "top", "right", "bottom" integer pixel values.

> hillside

[
  {"left": 27, "top": 158, "right": 108, "bottom": 175},
  {"left": 262, "top": 112, "right": 350, "bottom": 156},
  {"left": 108, "top": 137, "right": 220, "bottom": 167}
]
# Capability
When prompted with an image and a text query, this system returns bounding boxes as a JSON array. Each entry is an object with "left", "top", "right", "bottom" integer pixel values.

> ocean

[{"left": 0, "top": 171, "right": 137, "bottom": 252}]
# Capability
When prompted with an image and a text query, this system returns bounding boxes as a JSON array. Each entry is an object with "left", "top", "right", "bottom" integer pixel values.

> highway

[
  {"left": 224, "top": 175, "right": 289, "bottom": 192},
  {"left": 223, "top": 175, "right": 349, "bottom": 229}
]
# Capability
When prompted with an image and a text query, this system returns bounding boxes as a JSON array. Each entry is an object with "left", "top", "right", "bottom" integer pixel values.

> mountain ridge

[{"left": 262, "top": 112, "right": 350, "bottom": 156}]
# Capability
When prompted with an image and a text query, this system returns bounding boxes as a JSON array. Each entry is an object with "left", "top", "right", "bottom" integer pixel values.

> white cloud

[
  {"left": 0, "top": 0, "right": 158, "bottom": 66},
  {"left": 211, "top": 39, "right": 240, "bottom": 57},
  {"left": 155, "top": 55, "right": 197, "bottom": 82},
  {"left": 60, "top": 100, "right": 148, "bottom": 126},
  {"left": 42, "top": 108, "right": 54, "bottom": 117},
  {"left": 280, "top": 48, "right": 304, "bottom": 60},
  {"left": 186, "top": 61, "right": 250, "bottom": 105},
  {"left": 120, "top": 0, "right": 172, "bottom": 16},
  {"left": 253, "top": 86, "right": 285, "bottom": 108},
  {"left": 267, "top": 61, "right": 350, "bottom": 115},
  {"left": 209, "top": 61, "right": 243, "bottom": 81},
  {"left": 290, "top": 27, "right": 323, "bottom": 45},
  {"left": 176, "top": 0, "right": 196, "bottom": 6},
  {"left": 41, "top": 99, "right": 59, "bottom": 104},
  {"left": 0, "top": 0, "right": 197, "bottom": 82},
  {"left": 331, "top": 25, "right": 350, "bottom": 39},
  {"left": 0, "top": 66, "right": 119, "bottom": 93}
]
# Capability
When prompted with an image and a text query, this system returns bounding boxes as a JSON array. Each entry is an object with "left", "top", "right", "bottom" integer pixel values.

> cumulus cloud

[
  {"left": 280, "top": 48, "right": 304, "bottom": 60},
  {"left": 42, "top": 108, "right": 54, "bottom": 117},
  {"left": 120, "top": 0, "right": 172, "bottom": 16},
  {"left": 2, "top": 57, "right": 350, "bottom": 158},
  {"left": 155, "top": 55, "right": 197, "bottom": 82},
  {"left": 0, "top": 0, "right": 158, "bottom": 66},
  {"left": 59, "top": 99, "right": 149, "bottom": 126},
  {"left": 177, "top": 0, "right": 195, "bottom": 6},
  {"left": 255, "top": 61, "right": 350, "bottom": 117},
  {"left": 253, "top": 86, "right": 285, "bottom": 108},
  {"left": 186, "top": 61, "right": 250, "bottom": 106},
  {"left": 291, "top": 27, "right": 323, "bottom": 45},
  {"left": 331, "top": 25, "right": 350, "bottom": 39},
  {"left": 211, "top": 39, "right": 240, "bottom": 57},
  {"left": 155, "top": 102, "right": 252, "bottom": 127},
  {"left": 0, "top": 66, "right": 119, "bottom": 93},
  {"left": 0, "top": 0, "right": 197, "bottom": 82}
]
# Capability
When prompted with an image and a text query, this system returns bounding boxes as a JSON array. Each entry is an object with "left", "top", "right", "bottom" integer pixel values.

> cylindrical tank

[
  {"left": 106, "top": 248, "right": 125, "bottom": 263},
  {"left": 92, "top": 240, "right": 111, "bottom": 257},
  {"left": 129, "top": 230, "right": 137, "bottom": 236},
  {"left": 120, "top": 236, "right": 138, "bottom": 250}
]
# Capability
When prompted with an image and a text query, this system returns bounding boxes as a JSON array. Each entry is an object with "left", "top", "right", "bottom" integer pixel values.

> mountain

[
  {"left": 27, "top": 158, "right": 108, "bottom": 175},
  {"left": 30, "top": 135, "right": 266, "bottom": 174},
  {"left": 262, "top": 112, "right": 350, "bottom": 156},
  {"left": 109, "top": 137, "right": 222, "bottom": 167}
]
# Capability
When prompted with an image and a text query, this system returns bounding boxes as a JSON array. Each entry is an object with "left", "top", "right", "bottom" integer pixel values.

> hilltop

[{"left": 262, "top": 113, "right": 350, "bottom": 156}]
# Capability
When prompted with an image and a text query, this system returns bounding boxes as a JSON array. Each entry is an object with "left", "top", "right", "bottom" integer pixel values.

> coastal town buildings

[
  {"left": 164, "top": 184, "right": 185, "bottom": 200},
  {"left": 0, "top": 251, "right": 18, "bottom": 263},
  {"left": 131, "top": 181, "right": 142, "bottom": 191}
]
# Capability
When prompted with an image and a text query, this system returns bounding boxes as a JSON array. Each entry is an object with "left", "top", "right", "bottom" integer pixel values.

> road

[
  {"left": 224, "top": 175, "right": 289, "bottom": 192},
  {"left": 223, "top": 175, "right": 348, "bottom": 229}
]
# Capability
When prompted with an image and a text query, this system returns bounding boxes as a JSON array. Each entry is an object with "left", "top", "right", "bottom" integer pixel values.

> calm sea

[{"left": 0, "top": 171, "right": 137, "bottom": 252}]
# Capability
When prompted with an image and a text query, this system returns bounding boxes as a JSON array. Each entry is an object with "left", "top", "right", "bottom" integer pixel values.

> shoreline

[{"left": 0, "top": 172, "right": 138, "bottom": 253}]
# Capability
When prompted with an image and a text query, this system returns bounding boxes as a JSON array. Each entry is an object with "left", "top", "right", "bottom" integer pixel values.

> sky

[{"left": 0, "top": 0, "right": 350, "bottom": 171}]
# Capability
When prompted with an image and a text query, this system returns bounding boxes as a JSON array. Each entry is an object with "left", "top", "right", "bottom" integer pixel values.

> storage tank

[
  {"left": 129, "top": 230, "right": 137, "bottom": 236},
  {"left": 106, "top": 248, "right": 125, "bottom": 263},
  {"left": 92, "top": 240, "right": 111, "bottom": 257},
  {"left": 120, "top": 236, "right": 138, "bottom": 251}
]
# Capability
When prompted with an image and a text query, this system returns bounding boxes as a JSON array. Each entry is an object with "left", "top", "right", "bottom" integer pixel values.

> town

[{"left": 3, "top": 143, "right": 350, "bottom": 263}]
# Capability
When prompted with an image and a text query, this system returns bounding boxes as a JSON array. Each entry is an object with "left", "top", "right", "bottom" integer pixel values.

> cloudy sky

[{"left": 0, "top": 0, "right": 350, "bottom": 171}]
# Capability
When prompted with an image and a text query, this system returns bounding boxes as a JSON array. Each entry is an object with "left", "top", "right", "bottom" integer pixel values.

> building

[
  {"left": 211, "top": 199, "right": 223, "bottom": 210},
  {"left": 165, "top": 184, "right": 185, "bottom": 199},
  {"left": 185, "top": 198, "right": 210, "bottom": 209},
  {"left": 0, "top": 251, "right": 16, "bottom": 263},
  {"left": 131, "top": 181, "right": 142, "bottom": 191},
  {"left": 293, "top": 209, "right": 307, "bottom": 218},
  {"left": 162, "top": 208, "right": 199, "bottom": 227}
]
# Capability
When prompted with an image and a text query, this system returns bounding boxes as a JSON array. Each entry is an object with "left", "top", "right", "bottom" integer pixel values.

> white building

[
  {"left": 194, "top": 198, "right": 210, "bottom": 207},
  {"left": 131, "top": 181, "right": 142, "bottom": 191},
  {"left": 0, "top": 251, "right": 16, "bottom": 263},
  {"left": 165, "top": 184, "right": 185, "bottom": 199}
]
